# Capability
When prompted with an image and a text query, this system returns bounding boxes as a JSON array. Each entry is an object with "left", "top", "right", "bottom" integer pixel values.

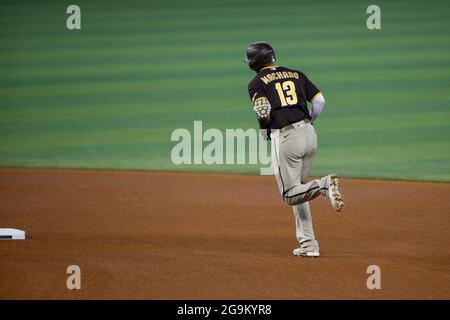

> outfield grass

[{"left": 0, "top": 0, "right": 449, "bottom": 181}]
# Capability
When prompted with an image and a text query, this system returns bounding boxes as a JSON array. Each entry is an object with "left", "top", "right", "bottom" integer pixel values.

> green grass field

[{"left": 1, "top": 0, "right": 449, "bottom": 181}]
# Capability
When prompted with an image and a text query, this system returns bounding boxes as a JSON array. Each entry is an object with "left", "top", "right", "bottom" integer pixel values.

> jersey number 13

[{"left": 275, "top": 81, "right": 298, "bottom": 107}]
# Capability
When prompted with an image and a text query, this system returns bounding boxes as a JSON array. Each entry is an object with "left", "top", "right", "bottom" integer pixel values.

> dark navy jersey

[{"left": 247, "top": 66, "right": 321, "bottom": 129}]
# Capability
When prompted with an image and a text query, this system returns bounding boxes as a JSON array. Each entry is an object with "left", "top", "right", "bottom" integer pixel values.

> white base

[{"left": 0, "top": 228, "right": 26, "bottom": 240}]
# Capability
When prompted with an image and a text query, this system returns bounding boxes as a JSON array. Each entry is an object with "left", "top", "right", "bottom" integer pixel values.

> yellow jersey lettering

[
  {"left": 260, "top": 76, "right": 270, "bottom": 85},
  {"left": 260, "top": 70, "right": 299, "bottom": 84}
]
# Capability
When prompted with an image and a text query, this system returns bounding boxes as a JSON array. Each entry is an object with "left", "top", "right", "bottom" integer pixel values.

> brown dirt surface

[{"left": 0, "top": 168, "right": 449, "bottom": 299}]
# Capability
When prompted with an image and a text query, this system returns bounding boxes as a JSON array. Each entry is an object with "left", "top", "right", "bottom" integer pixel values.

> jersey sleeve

[
  {"left": 247, "top": 79, "right": 266, "bottom": 103},
  {"left": 303, "top": 73, "right": 321, "bottom": 102}
]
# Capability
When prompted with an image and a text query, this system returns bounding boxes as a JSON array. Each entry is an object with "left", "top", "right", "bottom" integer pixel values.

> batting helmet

[{"left": 243, "top": 42, "right": 276, "bottom": 72}]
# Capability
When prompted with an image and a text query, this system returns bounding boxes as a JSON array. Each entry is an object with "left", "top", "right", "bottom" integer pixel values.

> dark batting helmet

[{"left": 243, "top": 41, "right": 276, "bottom": 72}]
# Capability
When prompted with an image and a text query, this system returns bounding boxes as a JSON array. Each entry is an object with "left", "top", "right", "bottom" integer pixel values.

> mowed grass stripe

[
  {"left": 1, "top": 88, "right": 447, "bottom": 121},
  {"left": 1, "top": 68, "right": 448, "bottom": 99},
  {"left": 2, "top": 18, "right": 448, "bottom": 54},
  {"left": 0, "top": 15, "right": 446, "bottom": 43},
  {"left": 2, "top": 116, "right": 446, "bottom": 153},
  {"left": 2, "top": 98, "right": 447, "bottom": 133},
  {"left": 2, "top": 45, "right": 448, "bottom": 79},
  {"left": 2, "top": 32, "right": 449, "bottom": 65},
  {"left": 2, "top": 42, "right": 448, "bottom": 74},
  {"left": 2, "top": 20, "right": 448, "bottom": 54},
  {"left": 2, "top": 57, "right": 449, "bottom": 87},
  {"left": 1, "top": 97, "right": 447, "bottom": 125}
]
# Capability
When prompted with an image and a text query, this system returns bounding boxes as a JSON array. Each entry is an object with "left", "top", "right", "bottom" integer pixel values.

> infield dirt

[{"left": 0, "top": 169, "right": 449, "bottom": 299}]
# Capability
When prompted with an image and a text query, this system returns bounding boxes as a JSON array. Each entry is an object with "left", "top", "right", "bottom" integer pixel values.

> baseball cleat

[
  {"left": 328, "top": 174, "right": 344, "bottom": 212},
  {"left": 293, "top": 248, "right": 320, "bottom": 257}
]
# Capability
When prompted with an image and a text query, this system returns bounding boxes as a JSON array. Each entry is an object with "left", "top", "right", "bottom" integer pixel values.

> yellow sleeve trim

[
  {"left": 253, "top": 97, "right": 268, "bottom": 104},
  {"left": 311, "top": 92, "right": 321, "bottom": 102}
]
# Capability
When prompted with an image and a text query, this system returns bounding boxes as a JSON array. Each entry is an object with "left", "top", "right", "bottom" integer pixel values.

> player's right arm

[
  {"left": 302, "top": 73, "right": 325, "bottom": 124},
  {"left": 310, "top": 93, "right": 325, "bottom": 124}
]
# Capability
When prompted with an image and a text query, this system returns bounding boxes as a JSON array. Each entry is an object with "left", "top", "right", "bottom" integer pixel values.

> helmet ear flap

[{"left": 270, "top": 49, "right": 276, "bottom": 63}]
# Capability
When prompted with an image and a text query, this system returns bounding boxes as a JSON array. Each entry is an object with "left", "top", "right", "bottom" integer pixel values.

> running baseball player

[{"left": 243, "top": 41, "right": 344, "bottom": 257}]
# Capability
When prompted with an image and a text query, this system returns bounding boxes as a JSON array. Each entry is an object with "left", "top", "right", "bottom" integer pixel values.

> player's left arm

[
  {"left": 304, "top": 74, "right": 325, "bottom": 124},
  {"left": 248, "top": 81, "right": 272, "bottom": 139},
  {"left": 252, "top": 96, "right": 271, "bottom": 128}
]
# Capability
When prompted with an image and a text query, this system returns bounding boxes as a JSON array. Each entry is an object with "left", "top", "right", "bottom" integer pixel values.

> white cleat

[
  {"left": 293, "top": 248, "right": 320, "bottom": 258},
  {"left": 328, "top": 174, "right": 344, "bottom": 212}
]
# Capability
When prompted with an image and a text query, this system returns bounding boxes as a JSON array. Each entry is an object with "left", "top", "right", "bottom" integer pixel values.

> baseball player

[{"left": 244, "top": 42, "right": 344, "bottom": 257}]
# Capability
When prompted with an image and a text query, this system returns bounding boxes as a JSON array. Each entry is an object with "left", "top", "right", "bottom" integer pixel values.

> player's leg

[
  {"left": 283, "top": 176, "right": 329, "bottom": 205},
  {"left": 271, "top": 130, "right": 303, "bottom": 197},
  {"left": 292, "top": 203, "right": 319, "bottom": 256},
  {"left": 277, "top": 125, "right": 344, "bottom": 211},
  {"left": 273, "top": 125, "right": 327, "bottom": 205},
  {"left": 271, "top": 124, "right": 344, "bottom": 211},
  {"left": 292, "top": 144, "right": 319, "bottom": 256},
  {"left": 271, "top": 132, "right": 319, "bottom": 256}
]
